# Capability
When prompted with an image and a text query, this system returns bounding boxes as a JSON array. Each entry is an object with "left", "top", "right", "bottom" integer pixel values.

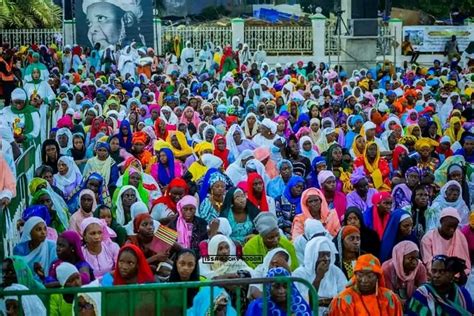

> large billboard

[
  {"left": 75, "top": 0, "right": 154, "bottom": 49},
  {"left": 403, "top": 25, "right": 473, "bottom": 53}
]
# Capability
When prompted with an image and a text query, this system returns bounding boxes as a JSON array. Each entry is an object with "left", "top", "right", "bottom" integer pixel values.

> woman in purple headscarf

[
  {"left": 46, "top": 231, "right": 95, "bottom": 287},
  {"left": 391, "top": 166, "right": 422, "bottom": 209},
  {"left": 346, "top": 167, "right": 378, "bottom": 212}
]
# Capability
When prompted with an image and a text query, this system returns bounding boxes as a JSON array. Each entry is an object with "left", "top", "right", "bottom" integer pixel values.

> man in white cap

[
  {"left": 83, "top": 0, "right": 146, "bottom": 48},
  {"left": 1, "top": 88, "right": 40, "bottom": 144}
]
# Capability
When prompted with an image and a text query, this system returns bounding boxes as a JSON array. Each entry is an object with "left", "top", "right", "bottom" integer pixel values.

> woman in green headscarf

[
  {"left": 24, "top": 52, "right": 49, "bottom": 81},
  {"left": 112, "top": 166, "right": 149, "bottom": 207},
  {"left": 31, "top": 189, "right": 69, "bottom": 234},
  {"left": 23, "top": 67, "right": 56, "bottom": 106},
  {"left": 2, "top": 256, "right": 45, "bottom": 295}
]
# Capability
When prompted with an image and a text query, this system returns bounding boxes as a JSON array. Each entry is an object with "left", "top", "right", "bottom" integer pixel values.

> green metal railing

[{"left": 0, "top": 277, "right": 319, "bottom": 315}]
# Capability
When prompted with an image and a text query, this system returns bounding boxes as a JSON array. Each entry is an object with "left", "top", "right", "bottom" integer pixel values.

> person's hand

[
  {"left": 316, "top": 260, "right": 329, "bottom": 279},
  {"left": 273, "top": 139, "right": 284, "bottom": 148},
  {"left": 14, "top": 135, "right": 25, "bottom": 143},
  {"left": 208, "top": 218, "right": 220, "bottom": 236},
  {"left": 1, "top": 197, "right": 11, "bottom": 207},
  {"left": 34, "top": 262, "right": 45, "bottom": 280},
  {"left": 150, "top": 251, "right": 169, "bottom": 263}
]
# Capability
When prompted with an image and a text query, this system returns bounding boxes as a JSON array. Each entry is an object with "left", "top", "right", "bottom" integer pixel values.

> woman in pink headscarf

[
  {"left": 382, "top": 241, "right": 427, "bottom": 305},
  {"left": 179, "top": 106, "right": 201, "bottom": 128},
  {"left": 168, "top": 195, "right": 207, "bottom": 255},
  {"left": 254, "top": 146, "right": 278, "bottom": 179}
]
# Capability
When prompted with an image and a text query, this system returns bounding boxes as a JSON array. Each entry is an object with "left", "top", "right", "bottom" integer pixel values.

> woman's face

[
  {"left": 30, "top": 222, "right": 47, "bottom": 243},
  {"left": 159, "top": 151, "right": 168, "bottom": 164},
  {"left": 73, "top": 137, "right": 84, "bottom": 150},
  {"left": 56, "top": 236, "right": 73, "bottom": 260},
  {"left": 96, "top": 147, "right": 108, "bottom": 160},
  {"left": 42, "top": 171, "right": 54, "bottom": 185},
  {"left": 343, "top": 232, "right": 361, "bottom": 253},
  {"left": 2, "top": 259, "right": 16, "bottom": 286},
  {"left": 216, "top": 241, "right": 230, "bottom": 258},
  {"left": 280, "top": 163, "right": 292, "bottom": 179},
  {"left": 367, "top": 143, "right": 378, "bottom": 159},
  {"left": 277, "top": 120, "right": 285, "bottom": 132},
  {"left": 36, "top": 194, "right": 53, "bottom": 211},
  {"left": 80, "top": 194, "right": 95, "bottom": 213},
  {"left": 377, "top": 197, "right": 393, "bottom": 214},
  {"left": 399, "top": 217, "right": 413, "bottom": 237},
  {"left": 181, "top": 204, "right": 196, "bottom": 222},
  {"left": 118, "top": 250, "right": 138, "bottom": 280},
  {"left": 270, "top": 282, "right": 287, "bottom": 305},
  {"left": 356, "top": 136, "right": 366, "bottom": 151},
  {"left": 169, "top": 186, "right": 185, "bottom": 203},
  {"left": 412, "top": 126, "right": 421, "bottom": 138},
  {"left": 45, "top": 144, "right": 58, "bottom": 160},
  {"left": 129, "top": 173, "right": 141, "bottom": 188},
  {"left": 322, "top": 177, "right": 336, "bottom": 193},
  {"left": 232, "top": 131, "right": 242, "bottom": 144},
  {"left": 58, "top": 134, "right": 68, "bottom": 147},
  {"left": 302, "top": 141, "right": 312, "bottom": 152},
  {"left": 346, "top": 212, "right": 360, "bottom": 228},
  {"left": 252, "top": 177, "right": 264, "bottom": 195},
  {"left": 99, "top": 207, "right": 112, "bottom": 226},
  {"left": 354, "top": 178, "right": 369, "bottom": 197},
  {"left": 445, "top": 185, "right": 460, "bottom": 202},
  {"left": 84, "top": 223, "right": 102, "bottom": 244},
  {"left": 311, "top": 106, "right": 319, "bottom": 118},
  {"left": 263, "top": 229, "right": 280, "bottom": 249},
  {"left": 205, "top": 130, "right": 215, "bottom": 142},
  {"left": 171, "top": 135, "right": 181, "bottom": 149},
  {"left": 57, "top": 161, "right": 69, "bottom": 176},
  {"left": 177, "top": 253, "right": 196, "bottom": 281},
  {"left": 414, "top": 189, "right": 429, "bottom": 207},
  {"left": 403, "top": 250, "right": 419, "bottom": 273},
  {"left": 233, "top": 191, "right": 247, "bottom": 209},
  {"left": 121, "top": 188, "right": 137, "bottom": 207},
  {"left": 331, "top": 146, "right": 343, "bottom": 162},
  {"left": 138, "top": 217, "right": 154, "bottom": 238},
  {"left": 406, "top": 172, "right": 420, "bottom": 188},
  {"left": 86, "top": 179, "right": 100, "bottom": 194},
  {"left": 211, "top": 181, "right": 226, "bottom": 197},
  {"left": 448, "top": 170, "right": 463, "bottom": 183},
  {"left": 306, "top": 194, "right": 322, "bottom": 215}
]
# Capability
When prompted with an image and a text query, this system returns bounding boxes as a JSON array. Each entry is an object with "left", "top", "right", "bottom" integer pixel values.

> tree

[{"left": 0, "top": 0, "right": 62, "bottom": 29}]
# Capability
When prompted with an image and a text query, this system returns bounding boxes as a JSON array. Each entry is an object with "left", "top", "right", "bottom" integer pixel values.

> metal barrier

[
  {"left": 0, "top": 277, "right": 319, "bottom": 315},
  {"left": 244, "top": 26, "right": 313, "bottom": 55}
]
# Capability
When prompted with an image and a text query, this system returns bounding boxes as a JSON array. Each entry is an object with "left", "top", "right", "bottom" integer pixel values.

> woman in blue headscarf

[
  {"left": 275, "top": 176, "right": 305, "bottom": 238},
  {"left": 67, "top": 172, "right": 111, "bottom": 213},
  {"left": 308, "top": 156, "right": 327, "bottom": 189},
  {"left": 292, "top": 113, "right": 310, "bottom": 133},
  {"left": 267, "top": 160, "right": 294, "bottom": 199},
  {"left": 379, "top": 209, "right": 418, "bottom": 263},
  {"left": 246, "top": 267, "right": 312, "bottom": 316},
  {"left": 198, "top": 171, "right": 231, "bottom": 224},
  {"left": 150, "top": 148, "right": 183, "bottom": 190},
  {"left": 117, "top": 120, "right": 133, "bottom": 151},
  {"left": 344, "top": 114, "right": 364, "bottom": 149}
]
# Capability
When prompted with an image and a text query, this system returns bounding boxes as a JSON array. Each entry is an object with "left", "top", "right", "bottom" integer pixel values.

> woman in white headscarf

[
  {"left": 118, "top": 45, "right": 138, "bottom": 79},
  {"left": 2, "top": 284, "right": 47, "bottom": 316},
  {"left": 55, "top": 127, "right": 74, "bottom": 155},
  {"left": 299, "top": 136, "right": 319, "bottom": 163},
  {"left": 225, "top": 124, "right": 258, "bottom": 160},
  {"left": 160, "top": 105, "right": 179, "bottom": 125},
  {"left": 113, "top": 185, "right": 143, "bottom": 226},
  {"left": 292, "top": 236, "right": 347, "bottom": 313},
  {"left": 53, "top": 99, "right": 72, "bottom": 128},
  {"left": 53, "top": 156, "right": 83, "bottom": 201},
  {"left": 198, "top": 234, "right": 253, "bottom": 280},
  {"left": 226, "top": 149, "right": 255, "bottom": 186},
  {"left": 13, "top": 216, "right": 57, "bottom": 278},
  {"left": 241, "top": 112, "right": 260, "bottom": 139},
  {"left": 293, "top": 219, "right": 330, "bottom": 264}
]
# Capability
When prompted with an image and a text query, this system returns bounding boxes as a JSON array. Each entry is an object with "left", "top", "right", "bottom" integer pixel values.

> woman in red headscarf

[
  {"left": 246, "top": 172, "right": 270, "bottom": 212},
  {"left": 154, "top": 118, "right": 169, "bottom": 141},
  {"left": 89, "top": 117, "right": 103, "bottom": 139},
  {"left": 151, "top": 178, "right": 188, "bottom": 225},
  {"left": 213, "top": 135, "right": 230, "bottom": 169},
  {"left": 363, "top": 192, "right": 393, "bottom": 239}
]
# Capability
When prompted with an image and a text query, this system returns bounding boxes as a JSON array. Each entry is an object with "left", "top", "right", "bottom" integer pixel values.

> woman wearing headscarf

[
  {"left": 83, "top": 142, "right": 119, "bottom": 194},
  {"left": 29, "top": 189, "right": 69, "bottom": 235},
  {"left": 461, "top": 212, "right": 474, "bottom": 263},
  {"left": 168, "top": 195, "right": 208, "bottom": 255},
  {"left": 220, "top": 188, "right": 259, "bottom": 244},
  {"left": 2, "top": 256, "right": 45, "bottom": 292},
  {"left": 254, "top": 146, "right": 278, "bottom": 179},
  {"left": 363, "top": 192, "right": 393, "bottom": 239},
  {"left": 444, "top": 116, "right": 465, "bottom": 143},
  {"left": 166, "top": 130, "right": 193, "bottom": 162},
  {"left": 41, "top": 139, "right": 61, "bottom": 174},
  {"left": 293, "top": 236, "right": 347, "bottom": 313},
  {"left": 3, "top": 284, "right": 47, "bottom": 316},
  {"left": 199, "top": 234, "right": 253, "bottom": 280},
  {"left": 150, "top": 147, "right": 183, "bottom": 190},
  {"left": 46, "top": 230, "right": 95, "bottom": 287},
  {"left": 275, "top": 175, "right": 305, "bottom": 238},
  {"left": 318, "top": 170, "right": 347, "bottom": 221},
  {"left": 213, "top": 134, "right": 231, "bottom": 168},
  {"left": 421, "top": 207, "right": 471, "bottom": 275},
  {"left": 350, "top": 134, "right": 366, "bottom": 159},
  {"left": 243, "top": 212, "right": 298, "bottom": 270},
  {"left": 198, "top": 172, "right": 228, "bottom": 224},
  {"left": 180, "top": 106, "right": 201, "bottom": 129},
  {"left": 112, "top": 185, "right": 143, "bottom": 226},
  {"left": 241, "top": 112, "right": 260, "bottom": 139},
  {"left": 354, "top": 141, "right": 391, "bottom": 192},
  {"left": 246, "top": 172, "right": 275, "bottom": 213},
  {"left": 329, "top": 254, "right": 403, "bottom": 316},
  {"left": 55, "top": 127, "right": 73, "bottom": 156},
  {"left": 292, "top": 186, "right": 341, "bottom": 240},
  {"left": 117, "top": 120, "right": 133, "bottom": 152},
  {"left": 151, "top": 178, "right": 188, "bottom": 224},
  {"left": 408, "top": 255, "right": 474, "bottom": 316},
  {"left": 426, "top": 180, "right": 470, "bottom": 231},
  {"left": 68, "top": 189, "right": 97, "bottom": 234},
  {"left": 346, "top": 167, "right": 377, "bottom": 212},
  {"left": 266, "top": 160, "right": 294, "bottom": 199},
  {"left": 13, "top": 216, "right": 57, "bottom": 279},
  {"left": 225, "top": 124, "right": 258, "bottom": 160},
  {"left": 53, "top": 156, "right": 83, "bottom": 201},
  {"left": 94, "top": 204, "right": 127, "bottom": 246},
  {"left": 226, "top": 149, "right": 254, "bottom": 186},
  {"left": 325, "top": 143, "right": 352, "bottom": 193},
  {"left": 379, "top": 209, "right": 418, "bottom": 262},
  {"left": 333, "top": 225, "right": 364, "bottom": 280},
  {"left": 246, "top": 267, "right": 312, "bottom": 316},
  {"left": 81, "top": 217, "right": 120, "bottom": 278},
  {"left": 382, "top": 241, "right": 427, "bottom": 306}
]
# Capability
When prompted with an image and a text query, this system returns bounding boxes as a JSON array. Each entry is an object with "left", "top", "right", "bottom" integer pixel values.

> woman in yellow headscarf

[
  {"left": 405, "top": 124, "right": 422, "bottom": 139},
  {"left": 444, "top": 116, "right": 465, "bottom": 143},
  {"left": 166, "top": 131, "right": 193, "bottom": 162},
  {"left": 350, "top": 134, "right": 366, "bottom": 159},
  {"left": 186, "top": 142, "right": 214, "bottom": 182},
  {"left": 353, "top": 142, "right": 391, "bottom": 192},
  {"left": 415, "top": 137, "right": 439, "bottom": 171}
]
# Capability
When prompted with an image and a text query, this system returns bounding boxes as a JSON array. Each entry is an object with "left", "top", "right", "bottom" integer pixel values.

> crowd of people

[{"left": 0, "top": 38, "right": 474, "bottom": 316}]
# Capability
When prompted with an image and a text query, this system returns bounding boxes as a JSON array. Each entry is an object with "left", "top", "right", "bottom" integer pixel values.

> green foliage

[{"left": 0, "top": 0, "right": 62, "bottom": 29}]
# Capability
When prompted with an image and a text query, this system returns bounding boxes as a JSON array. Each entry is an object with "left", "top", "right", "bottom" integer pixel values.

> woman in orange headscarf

[
  {"left": 329, "top": 254, "right": 403, "bottom": 316},
  {"left": 132, "top": 131, "right": 152, "bottom": 169}
]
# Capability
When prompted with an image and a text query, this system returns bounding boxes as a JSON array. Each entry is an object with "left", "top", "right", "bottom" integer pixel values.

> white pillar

[
  {"left": 310, "top": 11, "right": 327, "bottom": 62},
  {"left": 388, "top": 18, "right": 403, "bottom": 66},
  {"left": 63, "top": 19, "right": 75, "bottom": 46},
  {"left": 154, "top": 18, "right": 162, "bottom": 55},
  {"left": 231, "top": 18, "right": 245, "bottom": 49}
]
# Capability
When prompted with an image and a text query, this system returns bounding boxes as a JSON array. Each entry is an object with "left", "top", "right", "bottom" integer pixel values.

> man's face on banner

[{"left": 86, "top": 2, "right": 124, "bottom": 48}]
